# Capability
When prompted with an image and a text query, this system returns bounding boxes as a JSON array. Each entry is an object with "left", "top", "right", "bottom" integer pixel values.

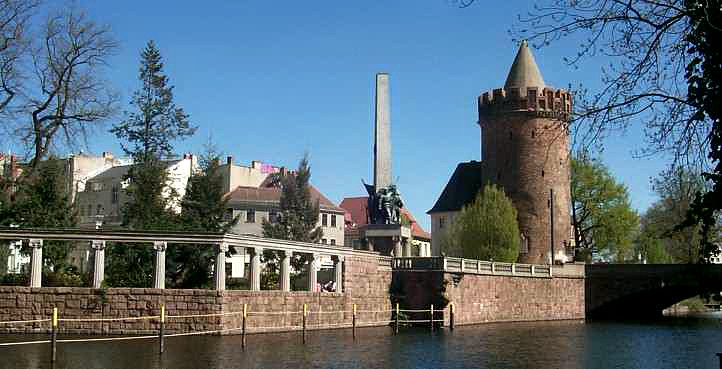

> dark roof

[
  {"left": 427, "top": 161, "right": 482, "bottom": 214},
  {"left": 339, "top": 196, "right": 431, "bottom": 241},
  {"left": 225, "top": 184, "right": 344, "bottom": 213}
]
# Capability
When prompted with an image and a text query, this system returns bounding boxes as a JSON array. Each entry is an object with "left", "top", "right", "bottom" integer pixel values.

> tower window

[
  {"left": 531, "top": 130, "right": 536, "bottom": 138},
  {"left": 439, "top": 217, "right": 445, "bottom": 229},
  {"left": 509, "top": 131, "right": 513, "bottom": 140},
  {"left": 541, "top": 170, "right": 545, "bottom": 177}
]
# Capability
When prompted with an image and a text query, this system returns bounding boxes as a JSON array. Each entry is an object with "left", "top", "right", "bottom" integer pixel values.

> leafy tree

[
  {"left": 167, "top": 150, "right": 239, "bottom": 289},
  {"left": 643, "top": 165, "right": 714, "bottom": 263},
  {"left": 440, "top": 184, "right": 520, "bottom": 263},
  {"left": 571, "top": 155, "right": 639, "bottom": 262},
  {"left": 261, "top": 155, "right": 322, "bottom": 289},
  {"left": 0, "top": 161, "right": 76, "bottom": 271},
  {"left": 110, "top": 40, "right": 195, "bottom": 160},
  {"left": 680, "top": 0, "right": 722, "bottom": 263},
  {"left": 106, "top": 41, "right": 195, "bottom": 287}
]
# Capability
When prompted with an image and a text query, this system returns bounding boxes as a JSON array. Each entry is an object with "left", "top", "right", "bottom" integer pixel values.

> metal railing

[{"left": 392, "top": 256, "right": 553, "bottom": 278}]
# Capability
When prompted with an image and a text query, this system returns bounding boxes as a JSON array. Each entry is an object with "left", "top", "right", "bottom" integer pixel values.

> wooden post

[
  {"left": 430, "top": 304, "right": 434, "bottom": 332},
  {"left": 50, "top": 307, "right": 57, "bottom": 363},
  {"left": 159, "top": 304, "right": 165, "bottom": 355},
  {"left": 449, "top": 302, "right": 454, "bottom": 331},
  {"left": 302, "top": 303, "right": 307, "bottom": 344},
  {"left": 242, "top": 303, "right": 247, "bottom": 349},
  {"left": 394, "top": 303, "right": 399, "bottom": 335},
  {"left": 352, "top": 304, "right": 357, "bottom": 340}
]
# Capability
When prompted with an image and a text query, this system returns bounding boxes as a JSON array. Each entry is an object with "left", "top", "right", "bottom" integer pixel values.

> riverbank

[{"left": 1, "top": 318, "right": 721, "bottom": 369}]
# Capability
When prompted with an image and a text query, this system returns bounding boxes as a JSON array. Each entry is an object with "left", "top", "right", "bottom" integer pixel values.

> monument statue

[{"left": 363, "top": 181, "right": 404, "bottom": 225}]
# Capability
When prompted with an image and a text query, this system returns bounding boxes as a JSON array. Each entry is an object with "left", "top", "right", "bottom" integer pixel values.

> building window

[
  {"left": 331, "top": 215, "right": 337, "bottom": 228},
  {"left": 520, "top": 233, "right": 529, "bottom": 254},
  {"left": 439, "top": 216, "right": 445, "bottom": 229},
  {"left": 225, "top": 208, "right": 234, "bottom": 221},
  {"left": 541, "top": 170, "right": 545, "bottom": 177},
  {"left": 111, "top": 185, "right": 119, "bottom": 204},
  {"left": 87, "top": 204, "right": 92, "bottom": 216},
  {"left": 96, "top": 204, "right": 103, "bottom": 215},
  {"left": 330, "top": 239, "right": 336, "bottom": 245},
  {"left": 322, "top": 213, "right": 328, "bottom": 227},
  {"left": 269, "top": 211, "right": 278, "bottom": 223},
  {"left": 246, "top": 209, "right": 255, "bottom": 223},
  {"left": 322, "top": 239, "right": 327, "bottom": 244}
]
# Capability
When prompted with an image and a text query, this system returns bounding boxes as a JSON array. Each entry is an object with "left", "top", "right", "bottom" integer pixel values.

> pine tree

[
  {"left": 167, "top": 152, "right": 239, "bottom": 288},
  {"left": 105, "top": 40, "right": 195, "bottom": 287},
  {"left": 110, "top": 40, "right": 196, "bottom": 160},
  {"left": 261, "top": 155, "right": 322, "bottom": 289}
]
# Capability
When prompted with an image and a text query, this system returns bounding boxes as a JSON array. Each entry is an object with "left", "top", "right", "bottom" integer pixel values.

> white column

[
  {"left": 27, "top": 239, "right": 43, "bottom": 288},
  {"left": 249, "top": 247, "right": 262, "bottom": 291},
  {"left": 280, "top": 250, "right": 291, "bottom": 292},
  {"left": 332, "top": 255, "right": 343, "bottom": 293},
  {"left": 90, "top": 240, "right": 106, "bottom": 289},
  {"left": 153, "top": 241, "right": 167, "bottom": 289},
  {"left": 402, "top": 240, "right": 412, "bottom": 257},
  {"left": 214, "top": 243, "right": 229, "bottom": 291},
  {"left": 393, "top": 237, "right": 402, "bottom": 257},
  {"left": 307, "top": 253, "right": 318, "bottom": 292}
]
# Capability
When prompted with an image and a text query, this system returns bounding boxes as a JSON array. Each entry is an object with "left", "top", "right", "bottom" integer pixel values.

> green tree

[
  {"left": 261, "top": 155, "right": 322, "bottom": 289},
  {"left": 571, "top": 155, "right": 639, "bottom": 262},
  {"left": 441, "top": 184, "right": 520, "bottom": 263},
  {"left": 167, "top": 151, "right": 239, "bottom": 289},
  {"left": 105, "top": 40, "right": 195, "bottom": 287},
  {"left": 643, "top": 165, "right": 714, "bottom": 263},
  {"left": 681, "top": 0, "right": 722, "bottom": 263},
  {"left": 110, "top": 40, "right": 195, "bottom": 160},
  {"left": 0, "top": 161, "right": 76, "bottom": 271}
]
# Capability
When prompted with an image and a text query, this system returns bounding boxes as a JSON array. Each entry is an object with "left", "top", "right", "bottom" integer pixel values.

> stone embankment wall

[
  {"left": 396, "top": 264, "right": 585, "bottom": 325},
  {"left": 0, "top": 255, "right": 392, "bottom": 335}
]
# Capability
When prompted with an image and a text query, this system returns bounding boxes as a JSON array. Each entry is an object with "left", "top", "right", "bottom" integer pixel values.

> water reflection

[{"left": 1, "top": 317, "right": 720, "bottom": 369}]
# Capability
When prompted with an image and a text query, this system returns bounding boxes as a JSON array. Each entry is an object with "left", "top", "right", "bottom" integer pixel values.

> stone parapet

[{"left": 478, "top": 86, "right": 572, "bottom": 122}]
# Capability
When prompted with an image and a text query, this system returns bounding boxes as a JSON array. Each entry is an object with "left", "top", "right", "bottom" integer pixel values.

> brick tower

[{"left": 477, "top": 41, "right": 573, "bottom": 265}]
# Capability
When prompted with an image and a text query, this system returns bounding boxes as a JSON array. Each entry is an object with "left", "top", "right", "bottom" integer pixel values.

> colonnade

[{"left": 25, "top": 239, "right": 345, "bottom": 292}]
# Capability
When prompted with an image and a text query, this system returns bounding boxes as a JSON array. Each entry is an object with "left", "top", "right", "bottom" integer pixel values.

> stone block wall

[
  {"left": 0, "top": 287, "right": 224, "bottom": 335},
  {"left": 394, "top": 267, "right": 584, "bottom": 326},
  {"left": 0, "top": 255, "right": 394, "bottom": 335},
  {"left": 444, "top": 274, "right": 584, "bottom": 325}
]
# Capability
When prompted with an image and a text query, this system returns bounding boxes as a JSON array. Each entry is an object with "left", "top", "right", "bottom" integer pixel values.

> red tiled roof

[
  {"left": 339, "top": 196, "right": 431, "bottom": 241},
  {"left": 225, "top": 184, "right": 344, "bottom": 212}
]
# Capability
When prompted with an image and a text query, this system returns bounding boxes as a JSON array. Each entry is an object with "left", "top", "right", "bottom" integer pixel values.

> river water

[{"left": 1, "top": 316, "right": 721, "bottom": 369}]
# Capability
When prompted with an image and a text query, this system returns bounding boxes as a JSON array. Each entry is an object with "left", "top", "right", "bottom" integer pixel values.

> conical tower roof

[{"left": 504, "top": 40, "right": 545, "bottom": 91}]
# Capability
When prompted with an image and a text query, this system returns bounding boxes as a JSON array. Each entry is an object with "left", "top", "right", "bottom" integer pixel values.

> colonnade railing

[
  {"left": 0, "top": 228, "right": 383, "bottom": 291},
  {"left": 0, "top": 302, "right": 443, "bottom": 364},
  {"left": 392, "top": 256, "right": 553, "bottom": 278}
]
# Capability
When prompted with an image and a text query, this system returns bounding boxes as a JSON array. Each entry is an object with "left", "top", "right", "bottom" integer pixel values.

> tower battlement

[{"left": 478, "top": 86, "right": 572, "bottom": 122}]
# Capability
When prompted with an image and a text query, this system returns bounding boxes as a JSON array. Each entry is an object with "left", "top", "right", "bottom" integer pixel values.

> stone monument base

[{"left": 362, "top": 224, "right": 411, "bottom": 257}]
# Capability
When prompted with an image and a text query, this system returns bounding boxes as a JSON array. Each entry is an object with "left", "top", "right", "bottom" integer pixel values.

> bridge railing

[{"left": 392, "top": 256, "right": 553, "bottom": 278}]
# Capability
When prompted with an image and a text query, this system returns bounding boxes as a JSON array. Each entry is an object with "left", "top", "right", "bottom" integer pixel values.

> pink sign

[{"left": 261, "top": 164, "right": 280, "bottom": 174}]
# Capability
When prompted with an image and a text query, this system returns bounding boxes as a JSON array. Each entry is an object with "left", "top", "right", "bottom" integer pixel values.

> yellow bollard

[
  {"left": 352, "top": 303, "right": 357, "bottom": 340},
  {"left": 242, "top": 303, "right": 247, "bottom": 349},
  {"left": 50, "top": 307, "right": 58, "bottom": 363},
  {"left": 159, "top": 304, "right": 165, "bottom": 355},
  {"left": 302, "top": 304, "right": 307, "bottom": 344}
]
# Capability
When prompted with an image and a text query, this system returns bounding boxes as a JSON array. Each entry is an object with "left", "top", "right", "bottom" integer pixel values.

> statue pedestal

[{"left": 362, "top": 224, "right": 411, "bottom": 257}]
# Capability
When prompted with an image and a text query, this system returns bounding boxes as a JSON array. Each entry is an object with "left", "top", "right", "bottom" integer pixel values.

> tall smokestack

[{"left": 374, "top": 73, "right": 391, "bottom": 191}]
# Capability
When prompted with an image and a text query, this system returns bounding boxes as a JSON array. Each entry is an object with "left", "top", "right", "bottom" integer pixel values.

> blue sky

[{"left": 58, "top": 1, "right": 666, "bottom": 230}]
